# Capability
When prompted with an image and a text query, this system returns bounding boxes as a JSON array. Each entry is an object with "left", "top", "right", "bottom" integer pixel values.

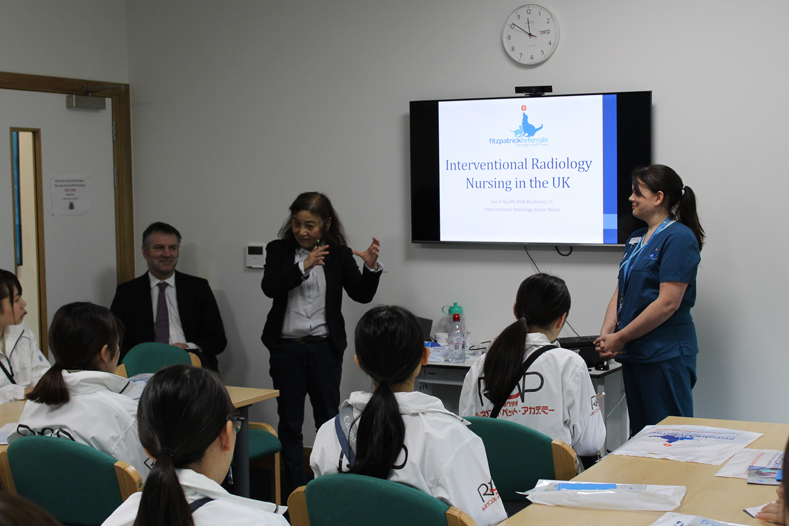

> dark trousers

[
  {"left": 269, "top": 339, "right": 342, "bottom": 489},
  {"left": 622, "top": 354, "right": 697, "bottom": 436}
]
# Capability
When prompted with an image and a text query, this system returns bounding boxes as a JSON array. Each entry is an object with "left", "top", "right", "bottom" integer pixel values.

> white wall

[
  {"left": 3, "top": 1, "right": 787, "bottom": 445},
  {"left": 0, "top": 1, "right": 129, "bottom": 276},
  {"left": 0, "top": 1, "right": 128, "bottom": 81}
]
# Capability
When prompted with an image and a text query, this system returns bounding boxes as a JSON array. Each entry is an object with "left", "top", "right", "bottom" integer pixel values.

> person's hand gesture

[
  {"left": 304, "top": 244, "right": 329, "bottom": 271},
  {"left": 353, "top": 237, "right": 380, "bottom": 270}
]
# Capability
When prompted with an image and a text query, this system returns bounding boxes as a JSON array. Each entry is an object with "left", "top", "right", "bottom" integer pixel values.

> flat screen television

[{"left": 410, "top": 91, "right": 651, "bottom": 246}]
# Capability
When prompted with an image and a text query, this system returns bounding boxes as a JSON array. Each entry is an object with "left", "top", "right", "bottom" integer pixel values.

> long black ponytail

[
  {"left": 133, "top": 365, "right": 235, "bottom": 526},
  {"left": 28, "top": 302, "right": 122, "bottom": 405},
  {"left": 483, "top": 274, "right": 571, "bottom": 410},
  {"left": 349, "top": 306, "right": 425, "bottom": 479}
]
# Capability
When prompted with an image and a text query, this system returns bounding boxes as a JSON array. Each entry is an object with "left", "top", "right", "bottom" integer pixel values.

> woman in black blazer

[{"left": 261, "top": 192, "right": 382, "bottom": 490}]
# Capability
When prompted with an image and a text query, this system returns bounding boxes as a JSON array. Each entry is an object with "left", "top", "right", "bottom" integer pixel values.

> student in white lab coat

[
  {"left": 459, "top": 273, "right": 606, "bottom": 458},
  {"left": 8, "top": 302, "right": 150, "bottom": 481},
  {"left": 0, "top": 270, "right": 50, "bottom": 404},
  {"left": 102, "top": 365, "right": 287, "bottom": 526},
  {"left": 311, "top": 306, "right": 507, "bottom": 526}
]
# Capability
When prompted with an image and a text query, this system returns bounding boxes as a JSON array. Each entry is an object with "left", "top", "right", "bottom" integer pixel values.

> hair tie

[
  {"left": 518, "top": 317, "right": 527, "bottom": 323},
  {"left": 157, "top": 448, "right": 177, "bottom": 460}
]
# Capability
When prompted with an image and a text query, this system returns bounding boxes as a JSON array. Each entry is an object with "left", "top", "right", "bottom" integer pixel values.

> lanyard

[
  {"left": 617, "top": 217, "right": 674, "bottom": 320},
  {"left": 0, "top": 330, "right": 16, "bottom": 384},
  {"left": 0, "top": 357, "right": 15, "bottom": 384}
]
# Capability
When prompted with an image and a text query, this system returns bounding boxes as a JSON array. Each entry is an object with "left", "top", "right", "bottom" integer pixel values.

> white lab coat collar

[
  {"left": 62, "top": 370, "right": 135, "bottom": 397},
  {"left": 345, "top": 390, "right": 467, "bottom": 423},
  {"left": 524, "top": 332, "right": 561, "bottom": 353},
  {"left": 2, "top": 323, "right": 26, "bottom": 356},
  {"left": 177, "top": 468, "right": 281, "bottom": 514}
]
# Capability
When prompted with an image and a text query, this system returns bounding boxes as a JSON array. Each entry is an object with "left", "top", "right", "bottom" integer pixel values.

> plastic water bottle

[
  {"left": 442, "top": 303, "right": 465, "bottom": 332},
  {"left": 447, "top": 313, "right": 466, "bottom": 363}
]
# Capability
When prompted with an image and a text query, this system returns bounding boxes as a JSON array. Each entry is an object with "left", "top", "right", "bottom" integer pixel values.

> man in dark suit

[{"left": 110, "top": 222, "right": 226, "bottom": 372}]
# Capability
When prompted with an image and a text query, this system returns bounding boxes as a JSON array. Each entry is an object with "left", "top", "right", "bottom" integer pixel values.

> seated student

[
  {"left": 0, "top": 270, "right": 50, "bottom": 404},
  {"left": 7, "top": 302, "right": 150, "bottom": 481},
  {"left": 102, "top": 365, "right": 287, "bottom": 526},
  {"left": 310, "top": 306, "right": 507, "bottom": 526},
  {"left": 459, "top": 273, "right": 606, "bottom": 458}
]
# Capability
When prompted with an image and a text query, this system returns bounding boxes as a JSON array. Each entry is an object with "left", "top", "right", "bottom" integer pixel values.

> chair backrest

[
  {"left": 464, "top": 416, "right": 577, "bottom": 502},
  {"left": 0, "top": 435, "right": 142, "bottom": 526},
  {"left": 121, "top": 342, "right": 200, "bottom": 377},
  {"left": 287, "top": 473, "right": 475, "bottom": 526}
]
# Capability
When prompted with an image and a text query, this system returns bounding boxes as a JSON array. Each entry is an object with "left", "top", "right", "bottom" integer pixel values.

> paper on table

[
  {"left": 744, "top": 502, "right": 772, "bottom": 519},
  {"left": 649, "top": 512, "right": 748, "bottom": 526},
  {"left": 0, "top": 422, "right": 18, "bottom": 445},
  {"left": 715, "top": 449, "right": 783, "bottom": 478},
  {"left": 612, "top": 425, "right": 762, "bottom": 465},
  {"left": 521, "top": 479, "right": 686, "bottom": 511}
]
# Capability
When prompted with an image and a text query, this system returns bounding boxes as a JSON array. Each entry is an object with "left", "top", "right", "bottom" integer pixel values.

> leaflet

[
  {"left": 612, "top": 425, "right": 762, "bottom": 465},
  {"left": 715, "top": 449, "right": 783, "bottom": 479},
  {"left": 649, "top": 512, "right": 748, "bottom": 526}
]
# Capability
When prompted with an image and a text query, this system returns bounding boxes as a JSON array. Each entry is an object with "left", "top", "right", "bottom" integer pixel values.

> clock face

[{"left": 502, "top": 4, "right": 559, "bottom": 65}]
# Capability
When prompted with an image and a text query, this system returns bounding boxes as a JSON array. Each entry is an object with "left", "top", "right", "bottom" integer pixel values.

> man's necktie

[{"left": 154, "top": 281, "right": 169, "bottom": 344}]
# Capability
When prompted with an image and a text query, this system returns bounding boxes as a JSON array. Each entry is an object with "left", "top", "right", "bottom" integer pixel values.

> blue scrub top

[{"left": 617, "top": 222, "right": 700, "bottom": 364}]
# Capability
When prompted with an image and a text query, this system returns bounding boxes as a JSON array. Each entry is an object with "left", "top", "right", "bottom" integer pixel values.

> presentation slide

[{"left": 438, "top": 95, "right": 616, "bottom": 244}]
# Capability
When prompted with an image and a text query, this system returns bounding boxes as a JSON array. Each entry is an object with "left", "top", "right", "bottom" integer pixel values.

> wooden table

[
  {"left": 504, "top": 417, "right": 789, "bottom": 526},
  {"left": 0, "top": 400, "right": 24, "bottom": 430},
  {"left": 0, "top": 386, "right": 279, "bottom": 499}
]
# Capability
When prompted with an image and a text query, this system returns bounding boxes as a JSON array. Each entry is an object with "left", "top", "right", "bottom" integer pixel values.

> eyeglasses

[{"left": 228, "top": 415, "right": 245, "bottom": 434}]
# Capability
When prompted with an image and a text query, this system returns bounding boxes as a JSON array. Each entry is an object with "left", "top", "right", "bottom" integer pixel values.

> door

[{"left": 0, "top": 89, "right": 117, "bottom": 341}]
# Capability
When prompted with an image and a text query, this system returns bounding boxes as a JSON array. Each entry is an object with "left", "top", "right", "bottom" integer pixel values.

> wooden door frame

[
  {"left": 9, "top": 128, "right": 47, "bottom": 349},
  {"left": 0, "top": 71, "right": 135, "bottom": 284}
]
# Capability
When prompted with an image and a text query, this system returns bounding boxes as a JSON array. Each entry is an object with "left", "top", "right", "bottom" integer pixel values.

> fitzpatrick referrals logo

[
  {"left": 489, "top": 105, "right": 549, "bottom": 146},
  {"left": 650, "top": 433, "right": 695, "bottom": 447}
]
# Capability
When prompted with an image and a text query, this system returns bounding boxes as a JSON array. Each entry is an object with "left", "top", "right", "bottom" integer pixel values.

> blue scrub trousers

[
  {"left": 269, "top": 339, "right": 342, "bottom": 489},
  {"left": 621, "top": 354, "right": 697, "bottom": 436}
]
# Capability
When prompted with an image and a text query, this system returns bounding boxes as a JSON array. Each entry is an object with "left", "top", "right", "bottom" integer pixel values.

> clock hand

[
  {"left": 526, "top": 18, "right": 535, "bottom": 38},
  {"left": 510, "top": 22, "right": 536, "bottom": 38}
]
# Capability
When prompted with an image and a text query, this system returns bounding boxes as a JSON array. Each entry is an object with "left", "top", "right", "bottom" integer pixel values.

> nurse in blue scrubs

[{"left": 595, "top": 165, "right": 705, "bottom": 435}]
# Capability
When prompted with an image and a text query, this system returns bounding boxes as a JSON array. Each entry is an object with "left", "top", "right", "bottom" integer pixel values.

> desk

[
  {"left": 418, "top": 358, "right": 629, "bottom": 453},
  {"left": 0, "top": 386, "right": 278, "bottom": 499},
  {"left": 503, "top": 416, "right": 789, "bottom": 526}
]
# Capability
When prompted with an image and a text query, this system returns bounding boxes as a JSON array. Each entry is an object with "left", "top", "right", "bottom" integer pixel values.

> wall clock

[{"left": 502, "top": 4, "right": 559, "bottom": 65}]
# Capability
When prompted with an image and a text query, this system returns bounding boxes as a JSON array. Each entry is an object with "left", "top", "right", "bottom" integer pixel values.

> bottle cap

[
  {"left": 449, "top": 303, "right": 463, "bottom": 315},
  {"left": 453, "top": 313, "right": 461, "bottom": 321}
]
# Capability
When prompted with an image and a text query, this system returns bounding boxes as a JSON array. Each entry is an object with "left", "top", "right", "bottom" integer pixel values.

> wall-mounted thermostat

[{"left": 246, "top": 245, "right": 265, "bottom": 268}]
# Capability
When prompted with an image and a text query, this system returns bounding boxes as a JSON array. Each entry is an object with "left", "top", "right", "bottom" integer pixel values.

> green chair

[
  {"left": 464, "top": 416, "right": 577, "bottom": 514},
  {"left": 118, "top": 342, "right": 282, "bottom": 504},
  {"left": 0, "top": 435, "right": 142, "bottom": 526},
  {"left": 118, "top": 342, "right": 200, "bottom": 377},
  {"left": 288, "top": 473, "right": 476, "bottom": 526},
  {"left": 249, "top": 421, "right": 282, "bottom": 505}
]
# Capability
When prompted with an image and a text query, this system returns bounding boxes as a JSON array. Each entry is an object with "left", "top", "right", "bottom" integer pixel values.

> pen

[{"left": 596, "top": 392, "right": 606, "bottom": 398}]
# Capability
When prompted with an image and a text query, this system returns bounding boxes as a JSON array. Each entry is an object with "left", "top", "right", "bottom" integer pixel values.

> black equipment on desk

[{"left": 556, "top": 335, "right": 604, "bottom": 369}]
